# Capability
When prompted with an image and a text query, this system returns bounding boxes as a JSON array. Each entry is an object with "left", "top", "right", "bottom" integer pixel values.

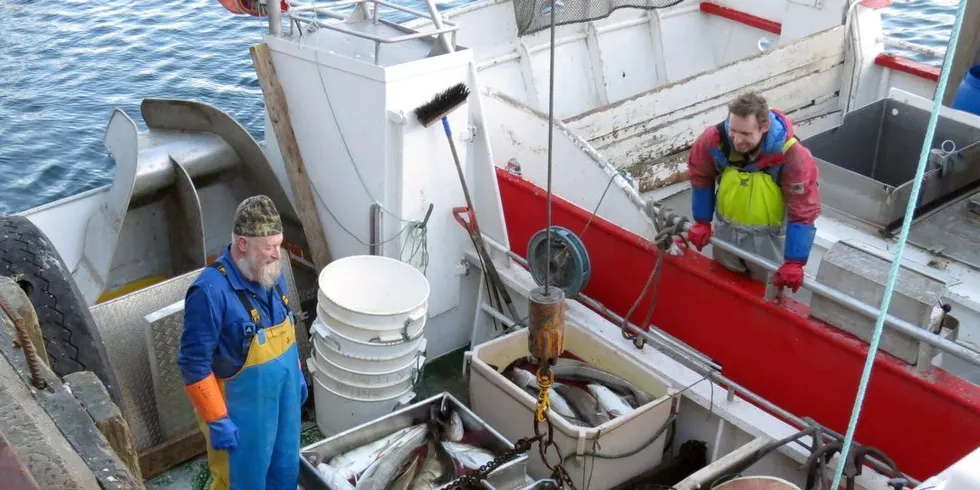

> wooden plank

[
  {"left": 64, "top": 371, "right": 142, "bottom": 481},
  {"left": 605, "top": 61, "right": 843, "bottom": 170},
  {"left": 942, "top": 0, "right": 980, "bottom": 106},
  {"left": 565, "top": 26, "right": 845, "bottom": 142},
  {"left": 250, "top": 42, "right": 333, "bottom": 272},
  {"left": 137, "top": 428, "right": 205, "bottom": 480}
]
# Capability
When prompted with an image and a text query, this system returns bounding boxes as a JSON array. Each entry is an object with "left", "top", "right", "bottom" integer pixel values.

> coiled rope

[{"left": 829, "top": 1, "right": 970, "bottom": 488}]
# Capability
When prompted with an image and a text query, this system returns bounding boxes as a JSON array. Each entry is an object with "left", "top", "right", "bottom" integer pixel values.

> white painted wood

[{"left": 566, "top": 26, "right": 845, "bottom": 143}]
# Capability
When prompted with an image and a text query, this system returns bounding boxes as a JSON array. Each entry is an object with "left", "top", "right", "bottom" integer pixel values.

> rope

[{"left": 828, "top": 1, "right": 969, "bottom": 488}]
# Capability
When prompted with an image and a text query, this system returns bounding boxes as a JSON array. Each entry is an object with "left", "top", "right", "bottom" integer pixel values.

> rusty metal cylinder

[{"left": 527, "top": 285, "right": 566, "bottom": 366}]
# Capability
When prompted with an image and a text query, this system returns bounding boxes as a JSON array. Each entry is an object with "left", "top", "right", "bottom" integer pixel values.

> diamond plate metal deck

[
  {"left": 90, "top": 270, "right": 201, "bottom": 451},
  {"left": 145, "top": 301, "right": 198, "bottom": 440}
]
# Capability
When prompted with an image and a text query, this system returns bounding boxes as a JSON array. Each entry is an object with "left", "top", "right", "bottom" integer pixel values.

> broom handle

[
  {"left": 443, "top": 118, "right": 475, "bottom": 213},
  {"left": 423, "top": 0, "right": 455, "bottom": 54}
]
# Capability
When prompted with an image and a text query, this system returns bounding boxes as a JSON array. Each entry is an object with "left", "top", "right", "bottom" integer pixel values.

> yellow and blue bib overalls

[
  {"left": 197, "top": 262, "right": 303, "bottom": 490},
  {"left": 709, "top": 121, "right": 797, "bottom": 278}
]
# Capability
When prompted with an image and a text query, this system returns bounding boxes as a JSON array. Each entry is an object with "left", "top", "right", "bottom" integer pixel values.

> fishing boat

[{"left": 1, "top": 0, "right": 979, "bottom": 488}]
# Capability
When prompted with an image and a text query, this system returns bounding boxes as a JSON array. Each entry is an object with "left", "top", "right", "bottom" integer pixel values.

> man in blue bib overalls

[{"left": 178, "top": 195, "right": 308, "bottom": 490}]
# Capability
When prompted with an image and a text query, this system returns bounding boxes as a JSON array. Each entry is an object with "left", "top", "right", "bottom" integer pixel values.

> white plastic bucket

[
  {"left": 316, "top": 302, "right": 426, "bottom": 343},
  {"left": 311, "top": 316, "right": 425, "bottom": 360},
  {"left": 310, "top": 372, "right": 416, "bottom": 437},
  {"left": 309, "top": 355, "right": 420, "bottom": 400},
  {"left": 310, "top": 344, "right": 423, "bottom": 386},
  {"left": 314, "top": 328, "right": 427, "bottom": 373},
  {"left": 317, "top": 255, "right": 430, "bottom": 334}
]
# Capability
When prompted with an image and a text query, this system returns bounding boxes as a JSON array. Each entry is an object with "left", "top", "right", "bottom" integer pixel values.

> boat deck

[{"left": 144, "top": 348, "right": 471, "bottom": 490}]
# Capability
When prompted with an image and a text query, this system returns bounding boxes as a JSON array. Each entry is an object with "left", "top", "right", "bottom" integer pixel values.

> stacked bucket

[{"left": 308, "top": 255, "right": 430, "bottom": 436}]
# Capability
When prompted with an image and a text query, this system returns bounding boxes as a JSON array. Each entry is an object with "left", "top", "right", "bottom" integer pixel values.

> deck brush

[{"left": 413, "top": 82, "right": 471, "bottom": 128}]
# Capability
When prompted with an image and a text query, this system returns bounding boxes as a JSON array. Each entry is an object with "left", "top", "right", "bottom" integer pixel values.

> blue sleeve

[
  {"left": 784, "top": 222, "right": 816, "bottom": 263},
  {"left": 691, "top": 184, "right": 716, "bottom": 223},
  {"left": 178, "top": 284, "right": 221, "bottom": 386}
]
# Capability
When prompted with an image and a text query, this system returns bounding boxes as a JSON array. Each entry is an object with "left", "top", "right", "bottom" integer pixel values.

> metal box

[
  {"left": 299, "top": 393, "right": 528, "bottom": 490},
  {"left": 805, "top": 91, "right": 980, "bottom": 230},
  {"left": 810, "top": 240, "right": 947, "bottom": 365}
]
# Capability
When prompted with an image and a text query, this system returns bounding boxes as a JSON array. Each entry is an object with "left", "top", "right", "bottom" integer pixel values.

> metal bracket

[{"left": 462, "top": 124, "right": 477, "bottom": 143}]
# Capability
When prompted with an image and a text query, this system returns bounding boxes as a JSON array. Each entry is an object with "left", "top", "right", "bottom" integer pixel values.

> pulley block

[{"left": 526, "top": 226, "right": 591, "bottom": 298}]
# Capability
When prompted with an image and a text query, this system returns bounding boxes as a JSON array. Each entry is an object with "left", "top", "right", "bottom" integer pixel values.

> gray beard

[{"left": 236, "top": 256, "right": 281, "bottom": 289}]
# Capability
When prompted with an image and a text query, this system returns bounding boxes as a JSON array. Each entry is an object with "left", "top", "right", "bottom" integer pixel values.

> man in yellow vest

[{"left": 685, "top": 92, "right": 820, "bottom": 292}]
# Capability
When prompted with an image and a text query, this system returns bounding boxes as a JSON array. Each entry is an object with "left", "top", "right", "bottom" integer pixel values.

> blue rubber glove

[{"left": 207, "top": 417, "right": 239, "bottom": 450}]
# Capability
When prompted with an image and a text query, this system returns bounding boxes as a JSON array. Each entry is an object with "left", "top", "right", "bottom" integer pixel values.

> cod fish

[
  {"left": 507, "top": 368, "right": 581, "bottom": 423},
  {"left": 329, "top": 426, "right": 413, "bottom": 481},
  {"left": 553, "top": 358, "right": 654, "bottom": 406},
  {"left": 409, "top": 441, "right": 452, "bottom": 490},
  {"left": 435, "top": 408, "right": 464, "bottom": 442},
  {"left": 316, "top": 462, "right": 357, "bottom": 490},
  {"left": 553, "top": 383, "right": 610, "bottom": 427},
  {"left": 441, "top": 441, "right": 495, "bottom": 471},
  {"left": 389, "top": 451, "right": 423, "bottom": 490},
  {"left": 587, "top": 383, "right": 633, "bottom": 418},
  {"left": 356, "top": 424, "right": 429, "bottom": 490}
]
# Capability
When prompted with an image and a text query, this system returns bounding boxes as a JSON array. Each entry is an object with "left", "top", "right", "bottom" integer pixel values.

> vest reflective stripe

[{"left": 714, "top": 137, "right": 797, "bottom": 230}]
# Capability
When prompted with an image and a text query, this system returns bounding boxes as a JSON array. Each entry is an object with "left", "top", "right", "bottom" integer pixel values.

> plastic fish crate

[
  {"left": 299, "top": 392, "right": 529, "bottom": 490},
  {"left": 468, "top": 322, "right": 678, "bottom": 490}
]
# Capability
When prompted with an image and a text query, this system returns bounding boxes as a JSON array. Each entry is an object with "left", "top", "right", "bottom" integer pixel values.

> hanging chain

[{"left": 444, "top": 434, "right": 543, "bottom": 489}]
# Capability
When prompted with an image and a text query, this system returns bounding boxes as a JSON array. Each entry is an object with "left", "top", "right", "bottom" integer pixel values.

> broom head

[{"left": 414, "top": 83, "right": 471, "bottom": 128}]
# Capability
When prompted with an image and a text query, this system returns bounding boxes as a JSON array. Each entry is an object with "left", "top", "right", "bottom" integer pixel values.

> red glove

[
  {"left": 773, "top": 261, "right": 805, "bottom": 292},
  {"left": 687, "top": 222, "right": 712, "bottom": 251}
]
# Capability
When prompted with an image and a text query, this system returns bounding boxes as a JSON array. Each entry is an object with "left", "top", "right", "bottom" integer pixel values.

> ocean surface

[{"left": 0, "top": 0, "right": 964, "bottom": 215}]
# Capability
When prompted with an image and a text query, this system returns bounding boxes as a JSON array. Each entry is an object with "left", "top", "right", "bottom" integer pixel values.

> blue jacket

[{"left": 178, "top": 244, "right": 293, "bottom": 385}]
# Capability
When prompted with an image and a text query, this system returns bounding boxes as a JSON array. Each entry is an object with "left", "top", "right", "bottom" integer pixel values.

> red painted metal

[
  {"left": 875, "top": 53, "right": 941, "bottom": 82},
  {"left": 699, "top": 2, "right": 782, "bottom": 35},
  {"left": 495, "top": 167, "right": 980, "bottom": 481},
  {"left": 859, "top": 0, "right": 892, "bottom": 9}
]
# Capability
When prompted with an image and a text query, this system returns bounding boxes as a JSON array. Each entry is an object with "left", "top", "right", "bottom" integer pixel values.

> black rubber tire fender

[{"left": 0, "top": 215, "right": 123, "bottom": 406}]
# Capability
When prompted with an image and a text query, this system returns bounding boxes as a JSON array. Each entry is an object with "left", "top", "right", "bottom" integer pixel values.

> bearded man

[{"left": 178, "top": 195, "right": 308, "bottom": 490}]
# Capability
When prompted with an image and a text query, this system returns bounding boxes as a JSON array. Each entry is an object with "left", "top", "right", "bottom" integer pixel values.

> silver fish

[
  {"left": 390, "top": 450, "right": 423, "bottom": 490},
  {"left": 587, "top": 383, "right": 633, "bottom": 418},
  {"left": 356, "top": 424, "right": 429, "bottom": 490},
  {"left": 316, "top": 462, "right": 357, "bottom": 490},
  {"left": 329, "top": 426, "right": 413, "bottom": 481},
  {"left": 441, "top": 441, "right": 495, "bottom": 471},
  {"left": 553, "top": 383, "right": 610, "bottom": 427},
  {"left": 553, "top": 358, "right": 654, "bottom": 406},
  {"left": 440, "top": 409, "right": 464, "bottom": 443},
  {"left": 409, "top": 442, "right": 450, "bottom": 490},
  {"left": 508, "top": 368, "right": 581, "bottom": 423}
]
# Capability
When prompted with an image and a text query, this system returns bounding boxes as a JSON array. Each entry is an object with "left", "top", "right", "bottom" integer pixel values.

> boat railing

[
  {"left": 475, "top": 237, "right": 920, "bottom": 487},
  {"left": 642, "top": 203, "right": 980, "bottom": 372},
  {"left": 268, "top": 0, "right": 460, "bottom": 64}
]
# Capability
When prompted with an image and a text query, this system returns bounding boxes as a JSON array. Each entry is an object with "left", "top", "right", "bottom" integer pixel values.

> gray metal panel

[
  {"left": 145, "top": 302, "right": 199, "bottom": 440},
  {"left": 165, "top": 158, "right": 208, "bottom": 275},
  {"left": 89, "top": 269, "right": 202, "bottom": 451},
  {"left": 805, "top": 96, "right": 980, "bottom": 229},
  {"left": 908, "top": 190, "right": 980, "bottom": 271},
  {"left": 810, "top": 240, "right": 947, "bottom": 364}
]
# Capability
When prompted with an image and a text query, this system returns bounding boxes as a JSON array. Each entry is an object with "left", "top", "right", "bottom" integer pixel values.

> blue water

[{"left": 0, "top": 0, "right": 962, "bottom": 215}]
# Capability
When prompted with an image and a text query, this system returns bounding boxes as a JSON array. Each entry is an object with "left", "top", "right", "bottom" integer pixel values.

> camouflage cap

[{"left": 233, "top": 195, "right": 283, "bottom": 237}]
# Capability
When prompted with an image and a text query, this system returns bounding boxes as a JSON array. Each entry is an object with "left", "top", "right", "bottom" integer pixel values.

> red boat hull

[{"left": 496, "top": 168, "right": 980, "bottom": 481}]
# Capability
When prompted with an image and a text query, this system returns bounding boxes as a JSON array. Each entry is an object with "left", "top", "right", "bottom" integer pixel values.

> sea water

[{"left": 0, "top": 0, "right": 961, "bottom": 215}]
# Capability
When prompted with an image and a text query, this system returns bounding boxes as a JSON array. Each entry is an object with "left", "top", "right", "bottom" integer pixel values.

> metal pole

[
  {"left": 644, "top": 201, "right": 980, "bottom": 369},
  {"left": 268, "top": 0, "right": 282, "bottom": 36}
]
